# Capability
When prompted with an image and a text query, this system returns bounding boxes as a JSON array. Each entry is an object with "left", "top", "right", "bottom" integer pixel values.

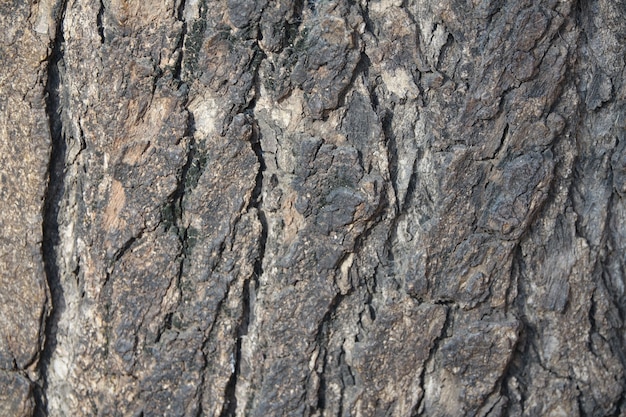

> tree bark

[{"left": 1, "top": 0, "right": 625, "bottom": 416}]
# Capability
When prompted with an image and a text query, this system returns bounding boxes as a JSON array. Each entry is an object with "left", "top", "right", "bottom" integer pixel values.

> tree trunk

[{"left": 1, "top": 0, "right": 625, "bottom": 415}]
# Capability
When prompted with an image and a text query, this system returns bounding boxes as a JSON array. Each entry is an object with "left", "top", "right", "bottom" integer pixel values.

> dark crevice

[
  {"left": 379, "top": 109, "right": 400, "bottom": 211},
  {"left": 484, "top": 323, "right": 523, "bottom": 416},
  {"left": 248, "top": 130, "right": 266, "bottom": 215},
  {"left": 504, "top": 242, "right": 524, "bottom": 317},
  {"left": 380, "top": 217, "right": 405, "bottom": 298},
  {"left": 154, "top": 68, "right": 195, "bottom": 352},
  {"left": 197, "top": 251, "right": 252, "bottom": 410},
  {"left": 286, "top": 0, "right": 307, "bottom": 45},
  {"left": 359, "top": 0, "right": 375, "bottom": 37},
  {"left": 216, "top": 301, "right": 240, "bottom": 416},
  {"left": 111, "top": 234, "right": 139, "bottom": 264},
  {"left": 574, "top": 0, "right": 592, "bottom": 34},
  {"left": 313, "top": 293, "right": 344, "bottom": 412},
  {"left": 434, "top": 32, "right": 454, "bottom": 74},
  {"left": 413, "top": 305, "right": 452, "bottom": 416},
  {"left": 218, "top": 372, "right": 237, "bottom": 416},
  {"left": 246, "top": 42, "right": 267, "bottom": 317},
  {"left": 477, "top": 394, "right": 504, "bottom": 417},
  {"left": 177, "top": 0, "right": 187, "bottom": 21},
  {"left": 587, "top": 288, "right": 598, "bottom": 352},
  {"left": 214, "top": 168, "right": 265, "bottom": 415},
  {"left": 166, "top": 110, "right": 196, "bottom": 236},
  {"left": 219, "top": 275, "right": 255, "bottom": 417},
  {"left": 478, "top": 122, "right": 508, "bottom": 161},
  {"left": 401, "top": 149, "right": 423, "bottom": 213},
  {"left": 173, "top": 0, "right": 188, "bottom": 81},
  {"left": 218, "top": 141, "right": 266, "bottom": 417},
  {"left": 494, "top": 122, "right": 508, "bottom": 158},
  {"left": 502, "top": 315, "right": 531, "bottom": 415},
  {"left": 576, "top": 392, "right": 586, "bottom": 417},
  {"left": 336, "top": 346, "right": 353, "bottom": 416},
  {"left": 196, "top": 317, "right": 223, "bottom": 416},
  {"left": 96, "top": 0, "right": 105, "bottom": 44},
  {"left": 37, "top": 1, "right": 69, "bottom": 416},
  {"left": 218, "top": 31, "right": 267, "bottom": 416},
  {"left": 165, "top": 109, "right": 196, "bottom": 326},
  {"left": 154, "top": 312, "right": 173, "bottom": 344},
  {"left": 332, "top": 51, "right": 371, "bottom": 118},
  {"left": 316, "top": 350, "right": 328, "bottom": 411},
  {"left": 197, "top": 275, "right": 240, "bottom": 417}
]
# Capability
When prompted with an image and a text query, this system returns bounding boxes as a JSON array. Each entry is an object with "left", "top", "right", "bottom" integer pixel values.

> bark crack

[
  {"left": 38, "top": 1, "right": 69, "bottom": 415},
  {"left": 173, "top": 0, "right": 188, "bottom": 80},
  {"left": 96, "top": 0, "right": 105, "bottom": 44},
  {"left": 217, "top": 40, "right": 267, "bottom": 416},
  {"left": 414, "top": 304, "right": 452, "bottom": 416}
]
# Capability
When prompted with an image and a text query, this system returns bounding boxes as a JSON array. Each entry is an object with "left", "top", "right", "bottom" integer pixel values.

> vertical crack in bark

[
  {"left": 380, "top": 110, "right": 401, "bottom": 211},
  {"left": 96, "top": 0, "right": 105, "bottom": 44},
  {"left": 218, "top": 45, "right": 267, "bottom": 416},
  {"left": 218, "top": 277, "right": 254, "bottom": 417},
  {"left": 176, "top": 0, "right": 187, "bottom": 21},
  {"left": 313, "top": 293, "right": 345, "bottom": 413},
  {"left": 164, "top": 108, "right": 195, "bottom": 333},
  {"left": 413, "top": 305, "right": 452, "bottom": 416},
  {"left": 38, "top": 1, "right": 69, "bottom": 415},
  {"left": 173, "top": 0, "right": 188, "bottom": 81}
]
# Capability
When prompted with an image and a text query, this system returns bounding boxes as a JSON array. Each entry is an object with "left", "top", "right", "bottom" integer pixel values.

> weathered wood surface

[{"left": 1, "top": 0, "right": 625, "bottom": 416}]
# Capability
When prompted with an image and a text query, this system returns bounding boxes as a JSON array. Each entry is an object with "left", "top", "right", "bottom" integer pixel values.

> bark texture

[{"left": 1, "top": 0, "right": 625, "bottom": 416}]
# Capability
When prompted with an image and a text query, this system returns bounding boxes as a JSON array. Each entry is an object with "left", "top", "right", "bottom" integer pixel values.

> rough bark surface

[{"left": 1, "top": 0, "right": 625, "bottom": 416}]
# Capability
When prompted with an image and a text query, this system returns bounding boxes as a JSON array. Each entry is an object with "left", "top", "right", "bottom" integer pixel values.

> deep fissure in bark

[
  {"left": 173, "top": 0, "right": 188, "bottom": 80},
  {"left": 37, "top": 2, "right": 69, "bottom": 415},
  {"left": 218, "top": 279, "right": 249, "bottom": 417},
  {"left": 313, "top": 292, "right": 346, "bottom": 412},
  {"left": 96, "top": 0, "right": 105, "bottom": 44},
  {"left": 217, "top": 39, "right": 268, "bottom": 415},
  {"left": 217, "top": 139, "right": 266, "bottom": 417},
  {"left": 413, "top": 305, "right": 453, "bottom": 416},
  {"left": 165, "top": 110, "right": 195, "bottom": 238},
  {"left": 1, "top": 0, "right": 623, "bottom": 415}
]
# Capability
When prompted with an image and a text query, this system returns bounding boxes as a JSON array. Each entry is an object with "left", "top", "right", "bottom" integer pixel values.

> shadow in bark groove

[{"left": 37, "top": 1, "right": 69, "bottom": 415}]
